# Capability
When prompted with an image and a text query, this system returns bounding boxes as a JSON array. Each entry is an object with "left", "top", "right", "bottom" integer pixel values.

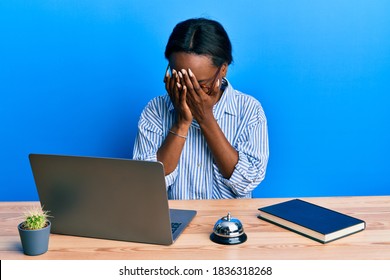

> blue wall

[{"left": 1, "top": 1, "right": 389, "bottom": 201}]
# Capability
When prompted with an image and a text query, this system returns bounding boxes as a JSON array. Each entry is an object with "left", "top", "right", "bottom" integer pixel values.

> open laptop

[{"left": 29, "top": 154, "right": 196, "bottom": 245}]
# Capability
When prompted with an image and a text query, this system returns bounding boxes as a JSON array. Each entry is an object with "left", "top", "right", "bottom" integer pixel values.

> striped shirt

[{"left": 133, "top": 80, "right": 269, "bottom": 199}]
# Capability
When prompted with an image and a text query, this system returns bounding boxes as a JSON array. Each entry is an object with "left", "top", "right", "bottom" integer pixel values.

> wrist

[
  {"left": 171, "top": 122, "right": 190, "bottom": 136},
  {"left": 196, "top": 112, "right": 215, "bottom": 127}
]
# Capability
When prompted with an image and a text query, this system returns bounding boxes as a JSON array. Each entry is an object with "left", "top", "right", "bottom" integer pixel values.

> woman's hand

[
  {"left": 164, "top": 68, "right": 193, "bottom": 127},
  {"left": 178, "top": 69, "right": 220, "bottom": 124}
]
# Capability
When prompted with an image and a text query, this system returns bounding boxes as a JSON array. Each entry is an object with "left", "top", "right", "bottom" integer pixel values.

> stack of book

[{"left": 258, "top": 199, "right": 366, "bottom": 243}]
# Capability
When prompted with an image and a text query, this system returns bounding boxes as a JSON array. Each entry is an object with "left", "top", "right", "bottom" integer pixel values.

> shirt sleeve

[
  {"left": 132, "top": 98, "right": 178, "bottom": 187},
  {"left": 216, "top": 104, "right": 269, "bottom": 197}
]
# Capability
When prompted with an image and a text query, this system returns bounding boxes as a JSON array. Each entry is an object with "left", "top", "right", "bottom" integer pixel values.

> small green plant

[{"left": 21, "top": 207, "right": 50, "bottom": 230}]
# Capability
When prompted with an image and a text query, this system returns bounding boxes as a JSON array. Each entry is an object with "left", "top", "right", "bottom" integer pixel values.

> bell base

[{"left": 210, "top": 233, "right": 247, "bottom": 245}]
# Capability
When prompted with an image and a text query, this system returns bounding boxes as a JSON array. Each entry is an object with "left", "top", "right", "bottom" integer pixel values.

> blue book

[{"left": 258, "top": 199, "right": 366, "bottom": 243}]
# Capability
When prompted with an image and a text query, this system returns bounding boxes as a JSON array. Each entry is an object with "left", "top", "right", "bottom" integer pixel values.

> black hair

[{"left": 165, "top": 18, "right": 233, "bottom": 67}]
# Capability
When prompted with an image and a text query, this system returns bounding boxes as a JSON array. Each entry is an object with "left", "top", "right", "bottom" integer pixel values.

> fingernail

[
  {"left": 188, "top": 69, "right": 193, "bottom": 77},
  {"left": 178, "top": 71, "right": 183, "bottom": 79},
  {"left": 216, "top": 79, "right": 220, "bottom": 87},
  {"left": 181, "top": 69, "right": 187, "bottom": 75},
  {"left": 176, "top": 82, "right": 181, "bottom": 88}
]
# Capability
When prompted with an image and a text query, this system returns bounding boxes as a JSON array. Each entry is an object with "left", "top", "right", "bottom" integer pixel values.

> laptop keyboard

[{"left": 171, "top": 222, "right": 182, "bottom": 234}]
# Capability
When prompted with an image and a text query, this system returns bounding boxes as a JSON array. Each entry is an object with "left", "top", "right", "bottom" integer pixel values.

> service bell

[{"left": 210, "top": 212, "right": 247, "bottom": 245}]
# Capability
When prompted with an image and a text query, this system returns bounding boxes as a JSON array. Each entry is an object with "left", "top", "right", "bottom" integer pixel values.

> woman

[{"left": 133, "top": 18, "right": 269, "bottom": 199}]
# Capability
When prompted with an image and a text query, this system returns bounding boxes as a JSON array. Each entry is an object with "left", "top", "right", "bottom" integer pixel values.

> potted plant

[{"left": 18, "top": 206, "right": 51, "bottom": 256}]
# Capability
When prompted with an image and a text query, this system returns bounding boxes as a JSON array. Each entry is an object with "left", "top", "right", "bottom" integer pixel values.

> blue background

[{"left": 1, "top": 0, "right": 389, "bottom": 201}]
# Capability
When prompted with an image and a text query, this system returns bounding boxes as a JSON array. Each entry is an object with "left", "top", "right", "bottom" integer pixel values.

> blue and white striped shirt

[{"left": 133, "top": 80, "right": 269, "bottom": 199}]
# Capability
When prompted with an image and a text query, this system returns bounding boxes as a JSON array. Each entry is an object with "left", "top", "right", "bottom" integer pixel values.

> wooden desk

[{"left": 1, "top": 196, "right": 389, "bottom": 260}]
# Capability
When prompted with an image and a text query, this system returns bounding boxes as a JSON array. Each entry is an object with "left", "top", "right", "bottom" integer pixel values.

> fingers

[
  {"left": 164, "top": 69, "right": 181, "bottom": 100},
  {"left": 180, "top": 69, "right": 203, "bottom": 96},
  {"left": 169, "top": 69, "right": 177, "bottom": 93},
  {"left": 172, "top": 71, "right": 182, "bottom": 102},
  {"left": 179, "top": 84, "right": 187, "bottom": 105},
  {"left": 165, "top": 67, "right": 193, "bottom": 95}
]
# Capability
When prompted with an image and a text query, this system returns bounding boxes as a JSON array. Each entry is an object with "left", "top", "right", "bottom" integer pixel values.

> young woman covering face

[{"left": 133, "top": 18, "right": 269, "bottom": 199}]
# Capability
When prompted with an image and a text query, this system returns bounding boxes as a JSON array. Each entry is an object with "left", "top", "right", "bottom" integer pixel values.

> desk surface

[{"left": 1, "top": 196, "right": 389, "bottom": 260}]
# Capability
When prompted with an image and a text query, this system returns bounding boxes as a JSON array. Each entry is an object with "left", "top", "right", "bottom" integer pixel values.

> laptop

[{"left": 28, "top": 154, "right": 197, "bottom": 245}]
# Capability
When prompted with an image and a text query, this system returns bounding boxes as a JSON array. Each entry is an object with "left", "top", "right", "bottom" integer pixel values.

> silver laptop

[{"left": 29, "top": 154, "right": 196, "bottom": 245}]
